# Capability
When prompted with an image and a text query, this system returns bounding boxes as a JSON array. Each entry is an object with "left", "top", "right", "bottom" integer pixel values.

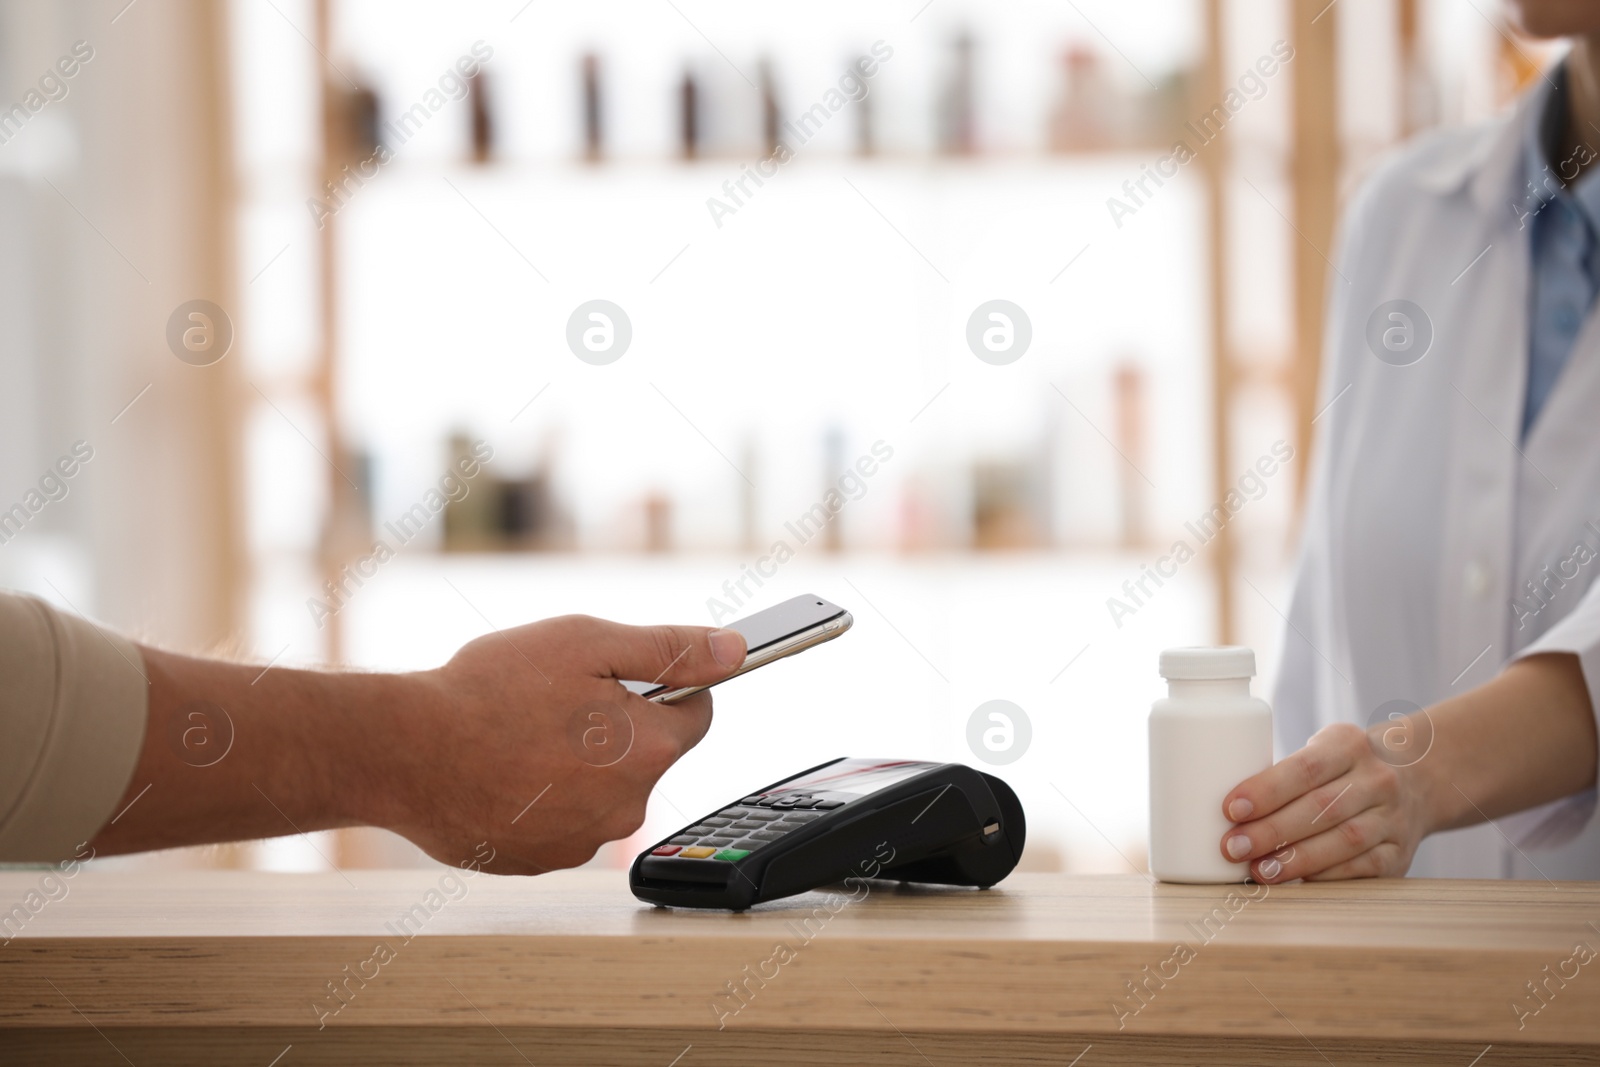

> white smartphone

[{"left": 621, "top": 594, "right": 852, "bottom": 704}]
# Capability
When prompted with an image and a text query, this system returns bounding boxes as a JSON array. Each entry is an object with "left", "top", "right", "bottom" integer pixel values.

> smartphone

[{"left": 621, "top": 594, "right": 852, "bottom": 704}]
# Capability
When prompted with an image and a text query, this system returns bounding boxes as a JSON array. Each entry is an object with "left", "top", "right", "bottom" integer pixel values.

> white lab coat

[{"left": 1276, "top": 82, "right": 1600, "bottom": 879}]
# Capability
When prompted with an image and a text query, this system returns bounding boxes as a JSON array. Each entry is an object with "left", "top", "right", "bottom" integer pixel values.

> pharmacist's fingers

[
  {"left": 1221, "top": 766, "right": 1378, "bottom": 866},
  {"left": 1253, "top": 815, "right": 1401, "bottom": 882},
  {"left": 1301, "top": 842, "right": 1407, "bottom": 881},
  {"left": 1221, "top": 722, "right": 1367, "bottom": 825}
]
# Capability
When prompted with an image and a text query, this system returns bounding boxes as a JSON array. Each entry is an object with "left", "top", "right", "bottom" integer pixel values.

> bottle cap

[{"left": 1159, "top": 646, "right": 1256, "bottom": 680}]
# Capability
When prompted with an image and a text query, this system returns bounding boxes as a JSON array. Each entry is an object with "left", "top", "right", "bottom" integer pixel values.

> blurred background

[{"left": 0, "top": 0, "right": 1559, "bottom": 875}]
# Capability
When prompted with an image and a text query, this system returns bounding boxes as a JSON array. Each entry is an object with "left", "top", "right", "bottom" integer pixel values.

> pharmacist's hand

[
  {"left": 1218, "top": 722, "right": 1431, "bottom": 882},
  {"left": 381, "top": 616, "right": 746, "bottom": 875}
]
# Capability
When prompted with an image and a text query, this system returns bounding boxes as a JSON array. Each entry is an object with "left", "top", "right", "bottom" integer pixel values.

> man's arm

[
  {"left": 1219, "top": 652, "right": 1597, "bottom": 881},
  {"left": 87, "top": 616, "right": 746, "bottom": 873},
  {"left": 0, "top": 594, "right": 149, "bottom": 861},
  {"left": 87, "top": 648, "right": 417, "bottom": 856}
]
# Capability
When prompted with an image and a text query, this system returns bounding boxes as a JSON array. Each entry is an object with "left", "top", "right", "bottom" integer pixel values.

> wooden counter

[{"left": 2, "top": 869, "right": 1598, "bottom": 1065}]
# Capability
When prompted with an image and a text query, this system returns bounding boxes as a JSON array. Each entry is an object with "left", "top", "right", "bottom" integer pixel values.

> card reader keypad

[{"left": 654, "top": 792, "right": 847, "bottom": 860}]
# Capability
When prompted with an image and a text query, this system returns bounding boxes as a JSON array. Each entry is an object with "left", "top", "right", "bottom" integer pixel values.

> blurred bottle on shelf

[
  {"left": 468, "top": 70, "right": 494, "bottom": 163},
  {"left": 324, "top": 75, "right": 381, "bottom": 169},
  {"left": 443, "top": 432, "right": 498, "bottom": 551},
  {"left": 326, "top": 444, "right": 376, "bottom": 559},
  {"left": 496, "top": 477, "right": 539, "bottom": 544},
  {"left": 971, "top": 458, "right": 1044, "bottom": 550},
  {"left": 937, "top": 31, "right": 976, "bottom": 156},
  {"left": 896, "top": 475, "right": 938, "bottom": 552},
  {"left": 823, "top": 426, "right": 844, "bottom": 552},
  {"left": 740, "top": 436, "right": 759, "bottom": 553},
  {"left": 581, "top": 53, "right": 604, "bottom": 162},
  {"left": 348, "top": 82, "right": 382, "bottom": 159},
  {"left": 1039, "top": 402, "right": 1063, "bottom": 548},
  {"left": 1048, "top": 46, "right": 1189, "bottom": 152},
  {"left": 1050, "top": 372, "right": 1125, "bottom": 550},
  {"left": 855, "top": 51, "right": 877, "bottom": 157},
  {"left": 897, "top": 457, "right": 970, "bottom": 553},
  {"left": 643, "top": 492, "right": 673, "bottom": 553},
  {"left": 680, "top": 69, "right": 700, "bottom": 159},
  {"left": 442, "top": 433, "right": 575, "bottom": 552},
  {"left": 1112, "top": 361, "right": 1149, "bottom": 548},
  {"left": 495, "top": 465, "right": 573, "bottom": 550},
  {"left": 1147, "top": 69, "right": 1191, "bottom": 147},
  {"left": 759, "top": 59, "right": 781, "bottom": 157},
  {"left": 1048, "top": 46, "right": 1115, "bottom": 152}
]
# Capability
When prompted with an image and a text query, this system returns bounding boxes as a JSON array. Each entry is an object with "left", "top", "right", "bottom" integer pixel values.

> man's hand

[
  {"left": 1219, "top": 653, "right": 1596, "bottom": 882},
  {"left": 90, "top": 615, "right": 746, "bottom": 874},
  {"left": 382, "top": 616, "right": 747, "bottom": 874}
]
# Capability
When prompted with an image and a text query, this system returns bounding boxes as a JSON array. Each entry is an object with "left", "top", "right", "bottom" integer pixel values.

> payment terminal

[{"left": 629, "top": 757, "right": 1026, "bottom": 910}]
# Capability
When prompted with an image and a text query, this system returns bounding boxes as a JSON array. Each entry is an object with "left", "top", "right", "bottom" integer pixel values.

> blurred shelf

[{"left": 295, "top": 146, "right": 1201, "bottom": 184}]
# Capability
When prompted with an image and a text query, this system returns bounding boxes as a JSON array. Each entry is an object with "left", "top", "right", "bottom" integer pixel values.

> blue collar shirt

[{"left": 1517, "top": 61, "right": 1600, "bottom": 439}]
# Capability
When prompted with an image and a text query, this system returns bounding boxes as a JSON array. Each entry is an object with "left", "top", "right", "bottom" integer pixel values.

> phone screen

[
  {"left": 728, "top": 594, "right": 847, "bottom": 653},
  {"left": 620, "top": 594, "right": 848, "bottom": 697}
]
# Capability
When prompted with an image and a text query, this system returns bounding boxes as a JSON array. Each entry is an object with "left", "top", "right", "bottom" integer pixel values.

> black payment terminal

[{"left": 629, "top": 757, "right": 1026, "bottom": 910}]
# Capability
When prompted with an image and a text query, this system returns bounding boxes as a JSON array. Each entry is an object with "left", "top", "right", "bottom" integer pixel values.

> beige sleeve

[{"left": 0, "top": 592, "right": 148, "bottom": 862}]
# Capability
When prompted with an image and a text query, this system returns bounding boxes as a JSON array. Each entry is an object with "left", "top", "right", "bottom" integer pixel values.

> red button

[{"left": 651, "top": 845, "right": 683, "bottom": 856}]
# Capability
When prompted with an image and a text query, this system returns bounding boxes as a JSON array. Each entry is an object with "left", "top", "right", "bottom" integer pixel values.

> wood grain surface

[{"left": 1, "top": 869, "right": 1596, "bottom": 1065}]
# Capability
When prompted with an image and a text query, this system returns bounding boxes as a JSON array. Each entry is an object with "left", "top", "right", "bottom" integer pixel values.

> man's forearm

[
  {"left": 1414, "top": 652, "right": 1598, "bottom": 834},
  {"left": 88, "top": 646, "right": 433, "bottom": 856},
  {"left": 67, "top": 612, "right": 741, "bottom": 873}
]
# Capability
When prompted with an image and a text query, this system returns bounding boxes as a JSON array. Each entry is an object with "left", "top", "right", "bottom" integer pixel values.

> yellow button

[{"left": 679, "top": 846, "right": 716, "bottom": 858}]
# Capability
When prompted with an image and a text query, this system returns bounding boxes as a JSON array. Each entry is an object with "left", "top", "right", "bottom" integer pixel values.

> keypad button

[
  {"left": 730, "top": 820, "right": 767, "bottom": 830},
  {"left": 702, "top": 837, "right": 738, "bottom": 847},
  {"left": 740, "top": 811, "right": 782, "bottom": 822},
  {"left": 782, "top": 811, "right": 822, "bottom": 822},
  {"left": 718, "top": 808, "right": 754, "bottom": 819},
  {"left": 730, "top": 837, "right": 766, "bottom": 850},
  {"left": 699, "top": 817, "right": 733, "bottom": 827},
  {"left": 651, "top": 845, "right": 682, "bottom": 856},
  {"left": 684, "top": 825, "right": 715, "bottom": 835},
  {"left": 713, "top": 849, "right": 751, "bottom": 861},
  {"left": 669, "top": 835, "right": 698, "bottom": 845},
  {"left": 679, "top": 846, "right": 716, "bottom": 858},
  {"left": 812, "top": 800, "right": 845, "bottom": 809},
  {"left": 740, "top": 796, "right": 764, "bottom": 804},
  {"left": 770, "top": 797, "right": 802, "bottom": 808},
  {"left": 749, "top": 829, "right": 786, "bottom": 842}
]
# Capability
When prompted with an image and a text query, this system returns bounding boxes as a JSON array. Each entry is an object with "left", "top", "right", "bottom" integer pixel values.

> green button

[{"left": 712, "top": 849, "right": 750, "bottom": 861}]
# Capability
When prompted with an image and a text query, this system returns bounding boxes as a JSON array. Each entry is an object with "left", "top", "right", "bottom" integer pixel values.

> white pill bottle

[{"left": 1148, "top": 646, "right": 1274, "bottom": 884}]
